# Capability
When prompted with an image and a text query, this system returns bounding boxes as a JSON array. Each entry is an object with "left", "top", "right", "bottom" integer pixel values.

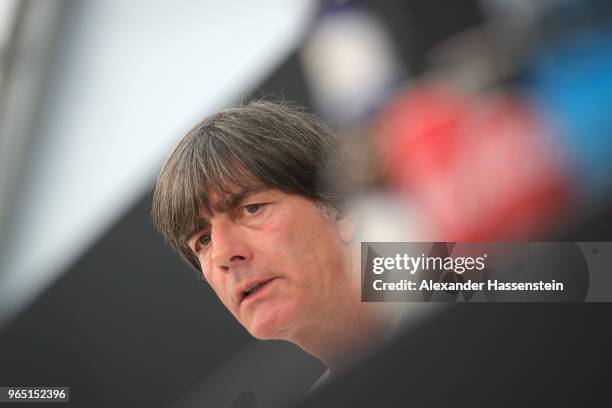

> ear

[{"left": 336, "top": 210, "right": 357, "bottom": 243}]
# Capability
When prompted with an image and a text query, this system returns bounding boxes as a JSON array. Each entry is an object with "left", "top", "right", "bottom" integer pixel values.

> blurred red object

[{"left": 376, "top": 83, "right": 573, "bottom": 240}]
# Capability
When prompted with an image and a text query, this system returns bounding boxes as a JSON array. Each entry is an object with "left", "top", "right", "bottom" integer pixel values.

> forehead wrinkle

[
  {"left": 184, "top": 184, "right": 270, "bottom": 247},
  {"left": 210, "top": 184, "right": 268, "bottom": 212}
]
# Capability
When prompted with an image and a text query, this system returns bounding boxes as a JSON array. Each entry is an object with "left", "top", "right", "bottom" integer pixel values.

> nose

[{"left": 210, "top": 218, "right": 253, "bottom": 271}]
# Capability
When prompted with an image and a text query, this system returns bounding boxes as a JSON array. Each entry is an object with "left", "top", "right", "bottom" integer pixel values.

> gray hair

[{"left": 151, "top": 100, "right": 346, "bottom": 271}]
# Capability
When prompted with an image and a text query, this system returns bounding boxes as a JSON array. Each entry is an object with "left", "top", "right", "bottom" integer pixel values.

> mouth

[{"left": 239, "top": 278, "right": 276, "bottom": 304}]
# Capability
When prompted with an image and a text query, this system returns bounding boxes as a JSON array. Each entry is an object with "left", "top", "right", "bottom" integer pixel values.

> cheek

[
  {"left": 200, "top": 263, "right": 234, "bottom": 312},
  {"left": 271, "top": 219, "right": 341, "bottom": 292},
  {"left": 258, "top": 219, "right": 307, "bottom": 271},
  {"left": 199, "top": 254, "right": 212, "bottom": 278},
  {"left": 209, "top": 276, "right": 239, "bottom": 317},
  {"left": 201, "top": 255, "right": 225, "bottom": 290},
  {"left": 264, "top": 208, "right": 316, "bottom": 250}
]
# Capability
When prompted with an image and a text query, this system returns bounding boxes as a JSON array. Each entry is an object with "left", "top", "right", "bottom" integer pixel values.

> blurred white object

[
  {"left": 301, "top": 5, "right": 405, "bottom": 126},
  {"left": 0, "top": 0, "right": 315, "bottom": 327}
]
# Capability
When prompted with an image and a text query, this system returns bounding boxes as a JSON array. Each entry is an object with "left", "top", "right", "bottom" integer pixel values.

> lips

[
  {"left": 244, "top": 283, "right": 264, "bottom": 297},
  {"left": 236, "top": 278, "right": 276, "bottom": 304}
]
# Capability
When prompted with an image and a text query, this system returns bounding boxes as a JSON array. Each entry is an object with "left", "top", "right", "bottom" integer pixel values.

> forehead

[
  {"left": 199, "top": 184, "right": 269, "bottom": 214},
  {"left": 186, "top": 185, "right": 272, "bottom": 240}
]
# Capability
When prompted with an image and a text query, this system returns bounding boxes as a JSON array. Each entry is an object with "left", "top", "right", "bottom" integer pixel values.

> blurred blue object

[{"left": 527, "top": 24, "right": 612, "bottom": 201}]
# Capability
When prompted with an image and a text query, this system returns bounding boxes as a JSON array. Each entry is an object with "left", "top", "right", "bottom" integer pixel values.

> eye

[
  {"left": 244, "top": 203, "right": 264, "bottom": 215},
  {"left": 197, "top": 232, "right": 211, "bottom": 248}
]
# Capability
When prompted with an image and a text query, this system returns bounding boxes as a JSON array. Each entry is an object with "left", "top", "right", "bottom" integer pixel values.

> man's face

[{"left": 187, "top": 188, "right": 353, "bottom": 340}]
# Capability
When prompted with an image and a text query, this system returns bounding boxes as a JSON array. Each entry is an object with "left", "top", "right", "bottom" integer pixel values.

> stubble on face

[{"left": 193, "top": 191, "right": 357, "bottom": 343}]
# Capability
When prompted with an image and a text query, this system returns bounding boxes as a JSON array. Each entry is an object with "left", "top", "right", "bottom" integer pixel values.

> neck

[{"left": 293, "top": 293, "right": 394, "bottom": 373}]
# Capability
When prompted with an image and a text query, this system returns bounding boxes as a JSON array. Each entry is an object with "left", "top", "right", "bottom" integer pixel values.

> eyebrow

[{"left": 185, "top": 186, "right": 269, "bottom": 246}]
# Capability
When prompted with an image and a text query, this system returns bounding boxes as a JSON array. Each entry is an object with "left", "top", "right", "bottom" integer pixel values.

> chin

[
  {"left": 247, "top": 324, "right": 278, "bottom": 340},
  {"left": 244, "top": 304, "right": 297, "bottom": 341}
]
